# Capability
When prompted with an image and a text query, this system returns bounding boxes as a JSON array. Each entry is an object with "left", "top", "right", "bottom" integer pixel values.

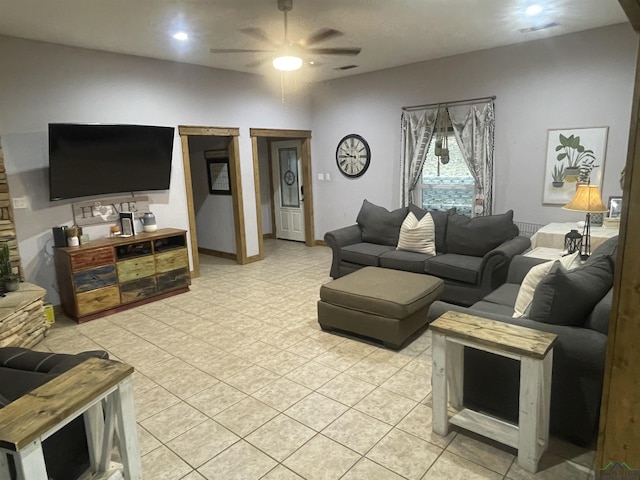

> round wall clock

[{"left": 336, "top": 134, "right": 371, "bottom": 178}]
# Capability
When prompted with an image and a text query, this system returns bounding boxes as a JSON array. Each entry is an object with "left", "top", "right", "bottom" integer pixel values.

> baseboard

[
  {"left": 244, "top": 254, "right": 262, "bottom": 264},
  {"left": 263, "top": 233, "right": 275, "bottom": 239},
  {"left": 314, "top": 239, "right": 327, "bottom": 247},
  {"left": 198, "top": 248, "right": 237, "bottom": 260}
]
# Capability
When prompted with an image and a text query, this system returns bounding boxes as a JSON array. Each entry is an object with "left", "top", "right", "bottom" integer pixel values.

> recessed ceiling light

[
  {"left": 173, "top": 32, "right": 189, "bottom": 41},
  {"left": 525, "top": 4, "right": 543, "bottom": 16}
]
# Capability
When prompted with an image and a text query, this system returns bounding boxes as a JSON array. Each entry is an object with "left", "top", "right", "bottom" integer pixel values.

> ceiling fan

[{"left": 210, "top": 0, "right": 362, "bottom": 71}]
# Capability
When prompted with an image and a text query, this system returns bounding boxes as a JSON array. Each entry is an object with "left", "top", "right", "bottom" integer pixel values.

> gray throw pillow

[
  {"left": 356, "top": 199, "right": 409, "bottom": 246},
  {"left": 409, "top": 205, "right": 456, "bottom": 253},
  {"left": 446, "top": 210, "right": 518, "bottom": 257},
  {"left": 529, "top": 255, "right": 614, "bottom": 326},
  {"left": 585, "top": 235, "right": 618, "bottom": 266}
]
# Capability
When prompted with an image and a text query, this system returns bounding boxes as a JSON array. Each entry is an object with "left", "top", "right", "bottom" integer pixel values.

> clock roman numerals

[{"left": 336, "top": 134, "right": 371, "bottom": 178}]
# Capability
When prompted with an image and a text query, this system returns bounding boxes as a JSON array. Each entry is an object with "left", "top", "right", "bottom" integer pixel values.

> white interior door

[{"left": 271, "top": 140, "right": 305, "bottom": 242}]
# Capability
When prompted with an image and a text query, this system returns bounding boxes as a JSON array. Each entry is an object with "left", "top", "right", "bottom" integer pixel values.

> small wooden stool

[
  {"left": 430, "top": 311, "right": 557, "bottom": 473},
  {"left": 0, "top": 357, "right": 141, "bottom": 480}
]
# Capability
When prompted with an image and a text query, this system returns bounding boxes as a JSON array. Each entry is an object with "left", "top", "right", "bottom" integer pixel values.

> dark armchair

[{"left": 0, "top": 347, "right": 109, "bottom": 480}]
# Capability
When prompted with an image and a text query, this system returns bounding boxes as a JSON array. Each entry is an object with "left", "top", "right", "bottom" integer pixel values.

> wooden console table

[
  {"left": 0, "top": 282, "right": 48, "bottom": 348},
  {"left": 0, "top": 357, "right": 141, "bottom": 480},
  {"left": 430, "top": 311, "right": 557, "bottom": 473}
]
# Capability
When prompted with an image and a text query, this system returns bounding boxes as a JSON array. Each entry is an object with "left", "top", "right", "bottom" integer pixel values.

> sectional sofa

[
  {"left": 427, "top": 236, "right": 617, "bottom": 445},
  {"left": 324, "top": 200, "right": 530, "bottom": 306}
]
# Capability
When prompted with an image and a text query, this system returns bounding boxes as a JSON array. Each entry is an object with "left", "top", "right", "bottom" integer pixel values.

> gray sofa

[
  {"left": 427, "top": 236, "right": 617, "bottom": 446},
  {"left": 324, "top": 200, "right": 531, "bottom": 306}
]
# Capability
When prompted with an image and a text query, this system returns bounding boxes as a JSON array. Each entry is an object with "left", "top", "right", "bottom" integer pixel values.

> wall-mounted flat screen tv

[{"left": 49, "top": 123, "right": 175, "bottom": 201}]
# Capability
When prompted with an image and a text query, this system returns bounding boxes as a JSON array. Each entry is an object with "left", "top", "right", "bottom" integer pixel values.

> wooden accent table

[
  {"left": 430, "top": 311, "right": 557, "bottom": 473},
  {"left": 0, "top": 358, "right": 141, "bottom": 480},
  {"left": 0, "top": 282, "right": 48, "bottom": 348}
]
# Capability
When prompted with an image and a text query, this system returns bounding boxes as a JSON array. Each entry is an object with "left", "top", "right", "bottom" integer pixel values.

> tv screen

[{"left": 48, "top": 123, "right": 175, "bottom": 201}]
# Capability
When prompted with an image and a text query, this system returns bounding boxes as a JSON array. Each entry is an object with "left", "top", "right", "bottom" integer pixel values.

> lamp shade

[{"left": 562, "top": 184, "right": 608, "bottom": 213}]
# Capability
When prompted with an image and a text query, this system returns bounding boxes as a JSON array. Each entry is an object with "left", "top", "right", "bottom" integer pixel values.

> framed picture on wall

[
  {"left": 608, "top": 196, "right": 623, "bottom": 218},
  {"left": 204, "top": 150, "right": 231, "bottom": 195},
  {"left": 542, "top": 126, "right": 608, "bottom": 205}
]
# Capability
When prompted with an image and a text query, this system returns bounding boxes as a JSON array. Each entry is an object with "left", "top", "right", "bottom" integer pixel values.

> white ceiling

[{"left": 0, "top": 0, "right": 628, "bottom": 82}]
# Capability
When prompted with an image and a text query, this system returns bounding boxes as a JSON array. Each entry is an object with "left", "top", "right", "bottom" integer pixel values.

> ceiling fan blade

[
  {"left": 245, "top": 58, "right": 269, "bottom": 68},
  {"left": 210, "top": 48, "right": 274, "bottom": 53},
  {"left": 299, "top": 28, "right": 343, "bottom": 46},
  {"left": 307, "top": 47, "right": 361, "bottom": 56},
  {"left": 240, "top": 27, "right": 279, "bottom": 47}
]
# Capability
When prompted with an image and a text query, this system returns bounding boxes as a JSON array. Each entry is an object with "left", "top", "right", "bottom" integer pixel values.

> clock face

[{"left": 336, "top": 134, "right": 371, "bottom": 178}]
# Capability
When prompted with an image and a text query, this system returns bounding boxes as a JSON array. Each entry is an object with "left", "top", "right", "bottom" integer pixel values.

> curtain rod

[{"left": 401, "top": 95, "right": 496, "bottom": 112}]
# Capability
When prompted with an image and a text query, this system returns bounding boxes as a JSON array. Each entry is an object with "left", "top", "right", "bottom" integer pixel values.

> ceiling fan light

[{"left": 273, "top": 55, "right": 303, "bottom": 71}]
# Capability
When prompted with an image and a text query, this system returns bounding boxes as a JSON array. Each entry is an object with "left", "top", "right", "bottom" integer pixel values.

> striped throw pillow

[{"left": 396, "top": 212, "right": 436, "bottom": 255}]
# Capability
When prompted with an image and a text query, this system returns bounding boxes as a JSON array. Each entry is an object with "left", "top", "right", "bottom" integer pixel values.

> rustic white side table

[
  {"left": 430, "top": 311, "right": 557, "bottom": 473},
  {"left": 0, "top": 357, "right": 141, "bottom": 480}
]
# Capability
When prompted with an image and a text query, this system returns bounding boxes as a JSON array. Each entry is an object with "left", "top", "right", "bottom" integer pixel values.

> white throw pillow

[
  {"left": 512, "top": 251, "right": 581, "bottom": 318},
  {"left": 396, "top": 212, "right": 436, "bottom": 255}
]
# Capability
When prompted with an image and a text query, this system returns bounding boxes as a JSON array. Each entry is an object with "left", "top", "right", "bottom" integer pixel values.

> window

[{"left": 418, "top": 130, "right": 475, "bottom": 217}]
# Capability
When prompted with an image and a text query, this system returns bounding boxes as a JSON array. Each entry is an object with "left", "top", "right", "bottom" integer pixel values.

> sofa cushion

[
  {"left": 446, "top": 210, "right": 518, "bottom": 257},
  {"left": 467, "top": 300, "right": 515, "bottom": 317},
  {"left": 341, "top": 243, "right": 395, "bottom": 266},
  {"left": 529, "top": 255, "right": 614, "bottom": 326},
  {"left": 512, "top": 251, "right": 581, "bottom": 318},
  {"left": 424, "top": 253, "right": 483, "bottom": 284},
  {"left": 586, "top": 235, "right": 618, "bottom": 265},
  {"left": 380, "top": 250, "right": 431, "bottom": 273},
  {"left": 356, "top": 199, "right": 408, "bottom": 246},
  {"left": 482, "top": 283, "right": 521, "bottom": 307},
  {"left": 409, "top": 205, "right": 456, "bottom": 253},
  {"left": 396, "top": 212, "right": 436, "bottom": 255},
  {"left": 584, "top": 288, "right": 613, "bottom": 335}
]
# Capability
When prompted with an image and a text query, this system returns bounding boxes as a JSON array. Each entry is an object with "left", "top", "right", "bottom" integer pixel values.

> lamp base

[{"left": 580, "top": 212, "right": 592, "bottom": 260}]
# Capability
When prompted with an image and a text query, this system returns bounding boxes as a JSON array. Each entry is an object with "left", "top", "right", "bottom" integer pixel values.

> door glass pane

[{"left": 279, "top": 147, "right": 300, "bottom": 208}]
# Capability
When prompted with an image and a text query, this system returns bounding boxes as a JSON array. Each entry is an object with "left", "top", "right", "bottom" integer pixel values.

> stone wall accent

[{"left": 0, "top": 142, "right": 22, "bottom": 277}]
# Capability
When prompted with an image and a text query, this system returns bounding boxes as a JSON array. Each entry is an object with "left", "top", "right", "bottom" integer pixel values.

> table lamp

[{"left": 562, "top": 184, "right": 608, "bottom": 260}]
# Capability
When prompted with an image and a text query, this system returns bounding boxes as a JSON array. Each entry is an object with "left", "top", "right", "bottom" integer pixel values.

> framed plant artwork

[{"left": 542, "top": 127, "right": 609, "bottom": 205}]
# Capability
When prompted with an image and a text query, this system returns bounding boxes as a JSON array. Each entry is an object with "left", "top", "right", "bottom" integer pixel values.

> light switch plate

[
  {"left": 12, "top": 197, "right": 28, "bottom": 209},
  {"left": 317, "top": 173, "right": 324, "bottom": 181}
]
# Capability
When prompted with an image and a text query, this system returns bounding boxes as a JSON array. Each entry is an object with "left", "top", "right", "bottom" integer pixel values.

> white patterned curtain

[
  {"left": 447, "top": 101, "right": 495, "bottom": 216},
  {"left": 400, "top": 107, "right": 439, "bottom": 206}
]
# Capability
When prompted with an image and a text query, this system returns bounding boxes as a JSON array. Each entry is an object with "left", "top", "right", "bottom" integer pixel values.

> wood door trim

[
  {"left": 596, "top": 29, "right": 640, "bottom": 466},
  {"left": 250, "top": 128, "right": 311, "bottom": 139},
  {"left": 228, "top": 135, "right": 247, "bottom": 264},
  {"left": 251, "top": 129, "right": 314, "bottom": 258},
  {"left": 179, "top": 126, "right": 240, "bottom": 136},
  {"left": 179, "top": 125, "right": 245, "bottom": 268},
  {"left": 179, "top": 135, "right": 200, "bottom": 278},
  {"left": 251, "top": 136, "right": 264, "bottom": 261}
]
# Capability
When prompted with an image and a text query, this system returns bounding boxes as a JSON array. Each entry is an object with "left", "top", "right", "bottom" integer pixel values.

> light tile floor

[{"left": 38, "top": 240, "right": 596, "bottom": 479}]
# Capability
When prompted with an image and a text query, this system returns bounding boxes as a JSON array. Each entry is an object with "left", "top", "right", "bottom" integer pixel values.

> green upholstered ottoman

[{"left": 318, "top": 266, "right": 444, "bottom": 349}]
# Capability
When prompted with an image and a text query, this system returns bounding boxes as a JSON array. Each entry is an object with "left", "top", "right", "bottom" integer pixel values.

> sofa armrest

[
  {"left": 506, "top": 255, "right": 549, "bottom": 284},
  {"left": 324, "top": 225, "right": 363, "bottom": 278},
  {"left": 0, "top": 347, "right": 108, "bottom": 374},
  {"left": 476, "top": 236, "right": 531, "bottom": 292},
  {"left": 324, "top": 224, "right": 362, "bottom": 248}
]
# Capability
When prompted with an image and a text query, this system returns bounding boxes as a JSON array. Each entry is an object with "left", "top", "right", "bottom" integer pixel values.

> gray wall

[
  {"left": 0, "top": 35, "right": 311, "bottom": 304},
  {"left": 309, "top": 24, "right": 637, "bottom": 235},
  {"left": 258, "top": 138, "right": 273, "bottom": 235}
]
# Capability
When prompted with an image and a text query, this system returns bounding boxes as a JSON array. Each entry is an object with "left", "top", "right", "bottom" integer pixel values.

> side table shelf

[
  {"left": 430, "top": 311, "right": 557, "bottom": 473},
  {"left": 54, "top": 228, "right": 191, "bottom": 323},
  {"left": 0, "top": 283, "right": 48, "bottom": 348}
]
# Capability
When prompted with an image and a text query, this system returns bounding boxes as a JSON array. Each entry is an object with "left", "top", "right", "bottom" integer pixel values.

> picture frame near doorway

[{"left": 204, "top": 150, "right": 231, "bottom": 195}]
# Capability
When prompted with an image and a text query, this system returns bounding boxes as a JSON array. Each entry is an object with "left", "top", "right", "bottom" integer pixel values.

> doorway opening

[
  {"left": 251, "top": 128, "right": 315, "bottom": 261},
  {"left": 179, "top": 126, "right": 247, "bottom": 278}
]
